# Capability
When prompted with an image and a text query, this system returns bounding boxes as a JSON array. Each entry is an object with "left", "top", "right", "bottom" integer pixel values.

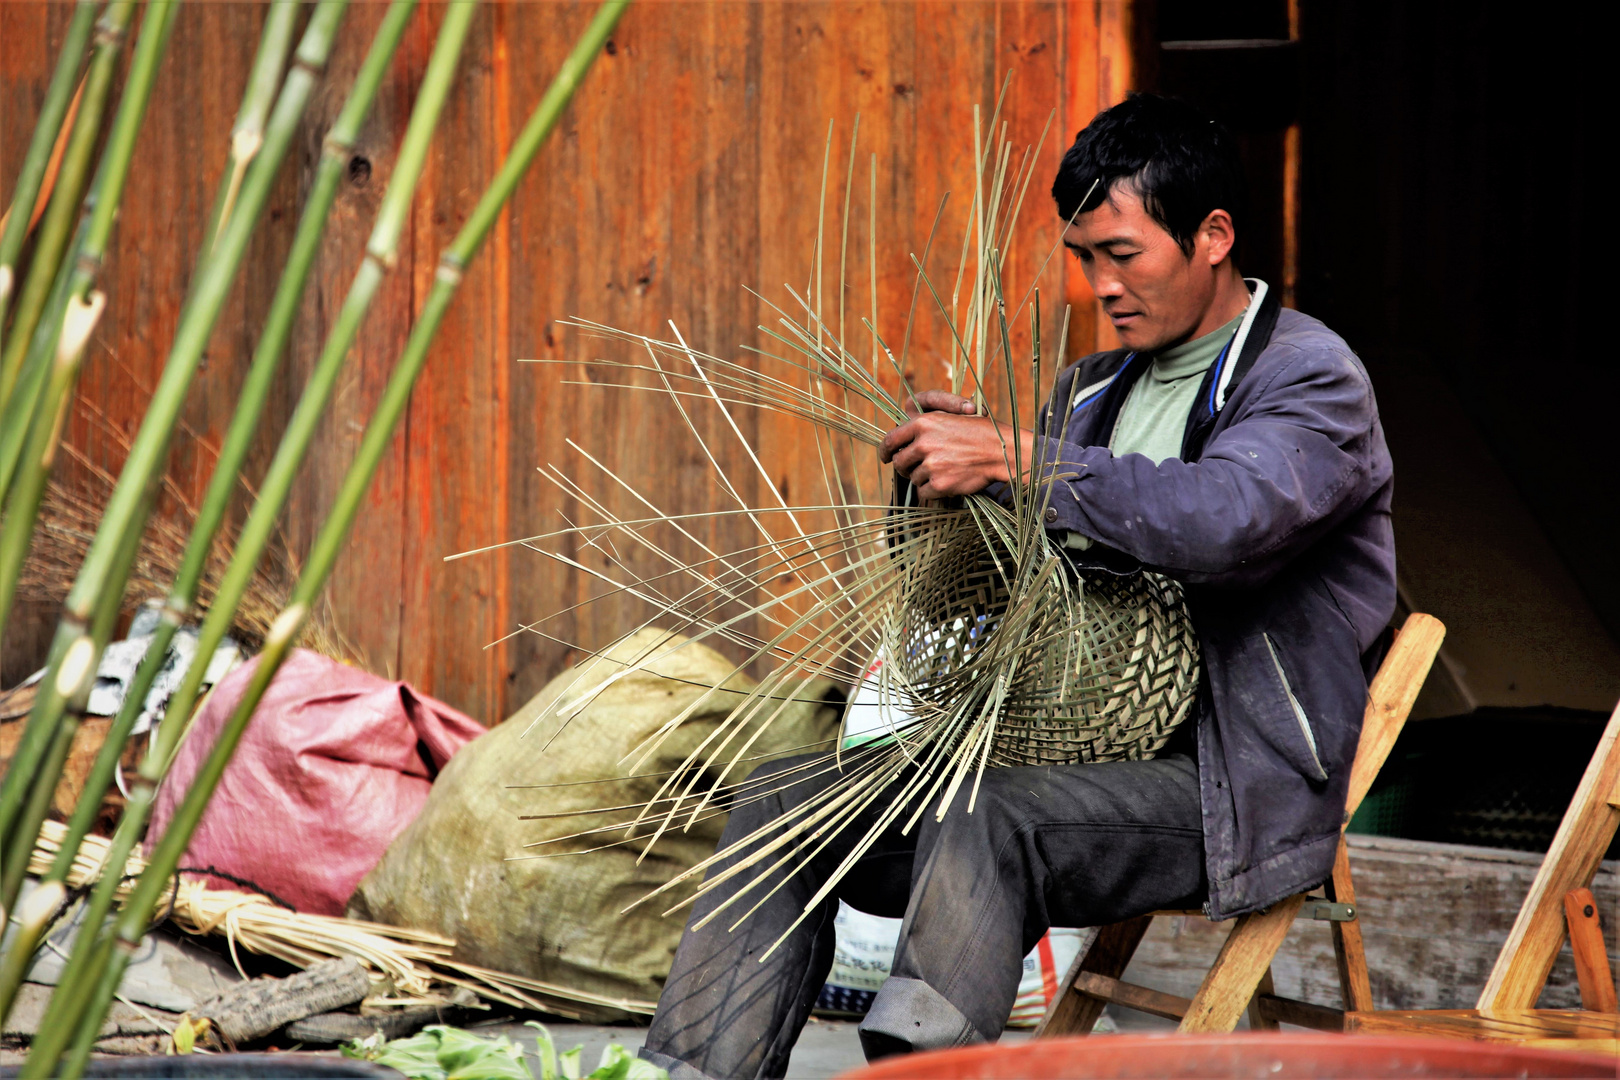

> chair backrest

[
  {"left": 1344, "top": 613, "right": 1446, "bottom": 826},
  {"left": 1478, "top": 698, "right": 1620, "bottom": 1012}
]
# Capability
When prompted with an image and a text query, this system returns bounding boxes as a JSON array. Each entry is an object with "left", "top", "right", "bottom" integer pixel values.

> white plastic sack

[{"left": 815, "top": 900, "right": 1085, "bottom": 1028}]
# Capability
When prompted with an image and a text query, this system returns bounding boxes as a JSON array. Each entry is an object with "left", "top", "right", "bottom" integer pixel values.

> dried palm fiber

[
  {"left": 464, "top": 88, "right": 1200, "bottom": 950},
  {"left": 25, "top": 819, "right": 653, "bottom": 1020},
  {"left": 12, "top": 445, "right": 350, "bottom": 661}
]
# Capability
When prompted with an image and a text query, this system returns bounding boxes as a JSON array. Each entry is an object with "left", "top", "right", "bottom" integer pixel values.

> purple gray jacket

[{"left": 1034, "top": 282, "right": 1396, "bottom": 918}]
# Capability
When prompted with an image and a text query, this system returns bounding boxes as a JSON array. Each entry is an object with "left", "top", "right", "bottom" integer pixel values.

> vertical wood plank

[
  {"left": 1060, "top": 1, "right": 1137, "bottom": 362},
  {"left": 2, "top": 2, "right": 1139, "bottom": 717}
]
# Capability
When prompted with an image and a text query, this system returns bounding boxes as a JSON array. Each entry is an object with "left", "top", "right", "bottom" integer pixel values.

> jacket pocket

[{"left": 1264, "top": 633, "right": 1328, "bottom": 781}]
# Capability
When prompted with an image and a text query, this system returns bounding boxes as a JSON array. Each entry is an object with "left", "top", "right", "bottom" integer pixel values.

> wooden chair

[
  {"left": 1347, "top": 697, "right": 1620, "bottom": 1052},
  {"left": 1035, "top": 612, "right": 1447, "bottom": 1037}
]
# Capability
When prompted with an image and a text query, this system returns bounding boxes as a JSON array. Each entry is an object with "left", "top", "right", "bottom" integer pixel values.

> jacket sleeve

[{"left": 1038, "top": 342, "right": 1383, "bottom": 588}]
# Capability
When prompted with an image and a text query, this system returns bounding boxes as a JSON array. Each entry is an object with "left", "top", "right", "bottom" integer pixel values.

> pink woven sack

[{"left": 148, "top": 647, "right": 484, "bottom": 915}]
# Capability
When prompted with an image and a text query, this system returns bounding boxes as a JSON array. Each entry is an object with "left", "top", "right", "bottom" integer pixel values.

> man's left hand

[{"left": 880, "top": 396, "right": 1036, "bottom": 502}]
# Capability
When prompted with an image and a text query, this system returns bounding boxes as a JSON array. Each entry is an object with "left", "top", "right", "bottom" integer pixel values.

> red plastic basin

[{"left": 836, "top": 1033, "right": 1619, "bottom": 1078}]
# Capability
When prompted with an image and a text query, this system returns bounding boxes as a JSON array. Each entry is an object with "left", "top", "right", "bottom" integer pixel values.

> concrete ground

[{"left": 475, "top": 1008, "right": 1166, "bottom": 1078}]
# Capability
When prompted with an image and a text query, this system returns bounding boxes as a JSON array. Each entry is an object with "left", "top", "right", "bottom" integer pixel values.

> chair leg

[
  {"left": 1327, "top": 836, "right": 1375, "bottom": 1011},
  {"left": 1035, "top": 915, "right": 1153, "bottom": 1037},
  {"left": 1564, "top": 886, "right": 1619, "bottom": 1013},
  {"left": 1179, "top": 893, "right": 1305, "bottom": 1032},
  {"left": 1247, "top": 967, "right": 1280, "bottom": 1031}
]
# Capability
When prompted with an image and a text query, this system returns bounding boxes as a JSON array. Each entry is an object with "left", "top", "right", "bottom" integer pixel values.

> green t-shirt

[
  {"left": 1063, "top": 312, "right": 1244, "bottom": 552},
  {"left": 1109, "top": 312, "right": 1245, "bottom": 465}
]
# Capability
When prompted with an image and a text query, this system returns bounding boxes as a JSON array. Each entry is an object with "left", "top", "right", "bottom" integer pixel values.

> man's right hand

[{"left": 905, "top": 389, "right": 978, "bottom": 417}]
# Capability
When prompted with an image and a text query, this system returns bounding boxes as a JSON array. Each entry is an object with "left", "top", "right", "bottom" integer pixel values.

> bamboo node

[
  {"left": 56, "top": 289, "right": 106, "bottom": 364},
  {"left": 15, "top": 880, "right": 66, "bottom": 931},
  {"left": 230, "top": 127, "right": 264, "bottom": 167},
  {"left": 266, "top": 602, "right": 308, "bottom": 648},
  {"left": 54, "top": 635, "right": 97, "bottom": 699}
]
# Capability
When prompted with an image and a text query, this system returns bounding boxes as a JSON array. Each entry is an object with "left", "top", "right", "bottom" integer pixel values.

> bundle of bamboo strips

[
  {"left": 493, "top": 84, "right": 1200, "bottom": 957},
  {"left": 26, "top": 819, "right": 655, "bottom": 1019}
]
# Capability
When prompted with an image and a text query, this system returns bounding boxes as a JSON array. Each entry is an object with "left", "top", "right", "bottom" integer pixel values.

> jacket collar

[{"left": 1059, "top": 278, "right": 1281, "bottom": 461}]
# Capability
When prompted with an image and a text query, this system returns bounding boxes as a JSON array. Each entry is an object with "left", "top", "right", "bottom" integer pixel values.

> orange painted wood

[
  {"left": 1059, "top": 0, "right": 1136, "bottom": 361},
  {"left": 2, "top": 3, "right": 1119, "bottom": 722},
  {"left": 1564, "top": 887, "right": 1619, "bottom": 1014}
]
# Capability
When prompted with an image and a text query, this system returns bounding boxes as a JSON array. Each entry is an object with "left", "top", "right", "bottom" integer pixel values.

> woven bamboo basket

[{"left": 889, "top": 515, "right": 1201, "bottom": 767}]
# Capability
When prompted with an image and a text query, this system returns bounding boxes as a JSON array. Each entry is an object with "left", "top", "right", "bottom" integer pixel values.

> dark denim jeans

[{"left": 639, "top": 748, "right": 1207, "bottom": 1079}]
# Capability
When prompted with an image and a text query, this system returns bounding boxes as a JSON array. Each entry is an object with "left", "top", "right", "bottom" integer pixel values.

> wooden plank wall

[{"left": 0, "top": 1, "right": 1136, "bottom": 724}]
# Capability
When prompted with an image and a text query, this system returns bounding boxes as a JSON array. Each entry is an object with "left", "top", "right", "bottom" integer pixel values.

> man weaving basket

[{"left": 639, "top": 94, "right": 1396, "bottom": 1078}]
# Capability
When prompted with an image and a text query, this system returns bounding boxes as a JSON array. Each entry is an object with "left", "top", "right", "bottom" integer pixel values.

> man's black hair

[{"left": 1051, "top": 93, "right": 1246, "bottom": 257}]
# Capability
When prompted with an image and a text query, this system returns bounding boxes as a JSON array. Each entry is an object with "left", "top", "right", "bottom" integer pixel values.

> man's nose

[{"left": 1090, "top": 267, "right": 1125, "bottom": 301}]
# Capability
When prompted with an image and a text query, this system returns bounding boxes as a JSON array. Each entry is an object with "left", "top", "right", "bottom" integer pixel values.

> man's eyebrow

[{"left": 1062, "top": 235, "right": 1138, "bottom": 252}]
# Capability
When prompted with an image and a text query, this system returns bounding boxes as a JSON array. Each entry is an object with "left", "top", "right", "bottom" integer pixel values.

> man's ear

[{"left": 1200, "top": 209, "right": 1236, "bottom": 266}]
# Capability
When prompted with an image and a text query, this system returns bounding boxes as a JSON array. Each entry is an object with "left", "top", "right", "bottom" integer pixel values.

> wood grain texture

[
  {"left": 1246, "top": 966, "right": 1279, "bottom": 1031},
  {"left": 1, "top": 3, "right": 1138, "bottom": 719},
  {"left": 1345, "top": 612, "right": 1445, "bottom": 822},
  {"left": 1327, "top": 835, "right": 1375, "bottom": 1011},
  {"left": 1255, "top": 993, "right": 1343, "bottom": 1032},
  {"left": 1479, "top": 699, "right": 1620, "bottom": 1011},
  {"left": 1178, "top": 893, "right": 1304, "bottom": 1032},
  {"left": 1074, "top": 971, "right": 1189, "bottom": 1022},
  {"left": 1564, "top": 887, "right": 1618, "bottom": 1014},
  {"left": 1035, "top": 914, "right": 1150, "bottom": 1036},
  {"left": 1122, "top": 836, "right": 1620, "bottom": 1019},
  {"left": 1347, "top": 1008, "right": 1620, "bottom": 1053}
]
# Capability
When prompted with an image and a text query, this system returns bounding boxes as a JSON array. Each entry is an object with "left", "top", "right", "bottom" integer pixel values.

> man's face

[{"left": 1062, "top": 184, "right": 1232, "bottom": 352}]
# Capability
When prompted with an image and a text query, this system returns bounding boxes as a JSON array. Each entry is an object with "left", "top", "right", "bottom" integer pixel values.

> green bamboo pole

[
  {"left": 0, "top": 0, "right": 172, "bottom": 889},
  {"left": 7, "top": 0, "right": 419, "bottom": 1015},
  {"left": 0, "top": 470, "right": 156, "bottom": 1028},
  {"left": 0, "top": 244, "right": 79, "bottom": 512},
  {"left": 0, "top": 0, "right": 417, "bottom": 1026},
  {"left": 204, "top": 0, "right": 301, "bottom": 251},
  {"left": 23, "top": 3, "right": 488, "bottom": 1067},
  {"left": 0, "top": 1, "right": 134, "bottom": 513},
  {"left": 0, "top": 0, "right": 183, "bottom": 924},
  {"left": 43, "top": 4, "right": 627, "bottom": 1071},
  {"left": 149, "top": 0, "right": 471, "bottom": 763},
  {"left": 0, "top": 0, "right": 182, "bottom": 675},
  {"left": 0, "top": 3, "right": 132, "bottom": 429},
  {"left": 0, "top": 0, "right": 351, "bottom": 888},
  {"left": 0, "top": 0, "right": 98, "bottom": 406},
  {"left": 0, "top": 4, "right": 424, "bottom": 1029}
]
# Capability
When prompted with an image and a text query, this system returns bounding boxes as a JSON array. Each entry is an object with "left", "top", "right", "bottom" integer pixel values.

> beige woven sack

[{"left": 347, "top": 628, "right": 843, "bottom": 1020}]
